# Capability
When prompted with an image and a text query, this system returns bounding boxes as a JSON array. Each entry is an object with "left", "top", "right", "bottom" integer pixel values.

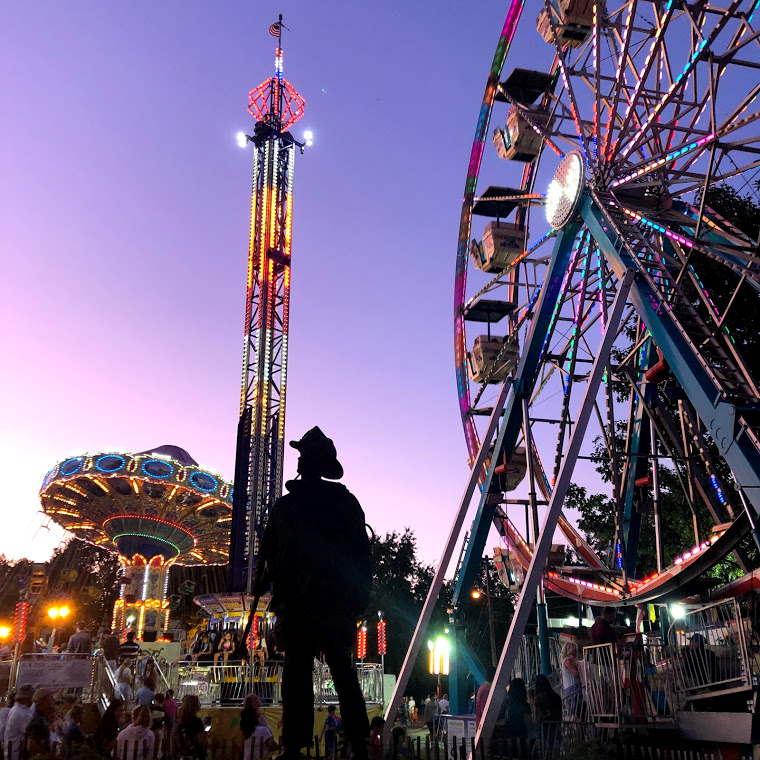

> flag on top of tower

[{"left": 269, "top": 21, "right": 281, "bottom": 37}]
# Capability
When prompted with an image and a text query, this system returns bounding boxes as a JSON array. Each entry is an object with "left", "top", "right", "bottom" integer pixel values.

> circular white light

[
  {"left": 236, "top": 131, "right": 248, "bottom": 148},
  {"left": 670, "top": 603, "right": 686, "bottom": 620},
  {"left": 303, "top": 130, "right": 313, "bottom": 141},
  {"left": 545, "top": 151, "right": 585, "bottom": 230}
]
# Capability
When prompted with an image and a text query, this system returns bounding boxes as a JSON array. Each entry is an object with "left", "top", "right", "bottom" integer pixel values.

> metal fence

[
  {"left": 583, "top": 640, "right": 673, "bottom": 725},
  {"left": 512, "top": 636, "right": 561, "bottom": 690},
  {"left": 668, "top": 599, "right": 751, "bottom": 700},
  {"left": 171, "top": 661, "right": 383, "bottom": 707},
  {"left": 315, "top": 662, "right": 383, "bottom": 705}
]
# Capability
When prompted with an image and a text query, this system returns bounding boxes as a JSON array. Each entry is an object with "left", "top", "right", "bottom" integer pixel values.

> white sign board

[
  {"left": 16, "top": 659, "right": 92, "bottom": 690},
  {"left": 442, "top": 715, "right": 477, "bottom": 760}
]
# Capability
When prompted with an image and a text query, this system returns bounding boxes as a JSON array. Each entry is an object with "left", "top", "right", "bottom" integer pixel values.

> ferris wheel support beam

[
  {"left": 620, "top": 338, "right": 656, "bottom": 578},
  {"left": 447, "top": 222, "right": 583, "bottom": 714},
  {"left": 475, "top": 269, "right": 634, "bottom": 753},
  {"left": 584, "top": 198, "right": 760, "bottom": 545}
]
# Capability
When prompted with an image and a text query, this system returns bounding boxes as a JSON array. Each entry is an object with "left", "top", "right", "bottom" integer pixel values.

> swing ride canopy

[{"left": 39, "top": 446, "right": 233, "bottom": 565}]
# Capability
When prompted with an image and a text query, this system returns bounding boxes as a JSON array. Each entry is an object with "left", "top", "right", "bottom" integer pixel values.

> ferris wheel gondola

[{"left": 454, "top": 0, "right": 760, "bottom": 609}]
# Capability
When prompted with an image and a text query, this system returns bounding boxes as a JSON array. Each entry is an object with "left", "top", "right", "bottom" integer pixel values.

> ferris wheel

[{"left": 453, "top": 0, "right": 760, "bottom": 617}]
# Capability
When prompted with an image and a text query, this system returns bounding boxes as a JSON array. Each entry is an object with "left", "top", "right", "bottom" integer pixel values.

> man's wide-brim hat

[{"left": 290, "top": 426, "right": 343, "bottom": 480}]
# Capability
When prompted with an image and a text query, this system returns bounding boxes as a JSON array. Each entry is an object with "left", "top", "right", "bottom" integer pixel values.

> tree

[{"left": 362, "top": 529, "right": 452, "bottom": 702}]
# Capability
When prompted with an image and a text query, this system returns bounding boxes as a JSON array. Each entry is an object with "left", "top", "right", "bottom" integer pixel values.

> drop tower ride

[{"left": 228, "top": 16, "right": 307, "bottom": 594}]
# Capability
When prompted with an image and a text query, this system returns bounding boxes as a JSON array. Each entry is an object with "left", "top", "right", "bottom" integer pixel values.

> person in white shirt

[
  {"left": 438, "top": 694, "right": 450, "bottom": 714},
  {"left": 244, "top": 724, "right": 274, "bottom": 760},
  {"left": 4, "top": 684, "right": 34, "bottom": 760},
  {"left": 0, "top": 693, "right": 15, "bottom": 752},
  {"left": 116, "top": 706, "right": 155, "bottom": 760}
]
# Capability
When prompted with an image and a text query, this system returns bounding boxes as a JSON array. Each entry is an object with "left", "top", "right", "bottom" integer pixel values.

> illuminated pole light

[
  {"left": 357, "top": 624, "right": 368, "bottom": 661},
  {"left": 13, "top": 602, "right": 28, "bottom": 644},
  {"left": 237, "top": 132, "right": 249, "bottom": 148},
  {"left": 377, "top": 619, "right": 387, "bottom": 656},
  {"left": 228, "top": 17, "right": 306, "bottom": 595}
]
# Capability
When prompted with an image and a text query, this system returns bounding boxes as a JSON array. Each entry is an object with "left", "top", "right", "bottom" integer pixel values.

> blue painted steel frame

[
  {"left": 622, "top": 340, "right": 655, "bottom": 577},
  {"left": 449, "top": 221, "right": 582, "bottom": 713}
]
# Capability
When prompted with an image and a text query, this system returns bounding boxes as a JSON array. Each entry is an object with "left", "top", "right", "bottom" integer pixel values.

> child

[
  {"left": 369, "top": 716, "right": 385, "bottom": 760},
  {"left": 320, "top": 705, "right": 340, "bottom": 760}
]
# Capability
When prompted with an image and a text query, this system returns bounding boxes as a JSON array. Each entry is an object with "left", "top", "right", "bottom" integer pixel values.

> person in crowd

[
  {"left": 116, "top": 659, "right": 135, "bottom": 703},
  {"left": 162, "top": 689, "right": 177, "bottom": 758},
  {"left": 240, "top": 694, "right": 269, "bottom": 735},
  {"left": 390, "top": 726, "right": 411, "bottom": 760},
  {"left": 142, "top": 658, "right": 157, "bottom": 687},
  {"left": 438, "top": 694, "right": 450, "bottom": 714},
  {"left": 4, "top": 684, "right": 34, "bottom": 760},
  {"left": 67, "top": 622, "right": 93, "bottom": 656},
  {"left": 476, "top": 670, "right": 501, "bottom": 728},
  {"left": 533, "top": 674, "right": 562, "bottom": 744},
  {"left": 25, "top": 688, "right": 56, "bottom": 759},
  {"left": 19, "top": 632, "right": 37, "bottom": 658},
  {"left": 136, "top": 675, "right": 157, "bottom": 708},
  {"left": 590, "top": 607, "right": 618, "bottom": 646},
  {"left": 151, "top": 694, "right": 166, "bottom": 759},
  {"left": 319, "top": 705, "right": 340, "bottom": 760},
  {"left": 0, "top": 692, "right": 15, "bottom": 757},
  {"left": 100, "top": 629, "right": 121, "bottom": 669},
  {"left": 369, "top": 716, "right": 384, "bottom": 760},
  {"left": 119, "top": 631, "right": 141, "bottom": 662},
  {"left": 407, "top": 697, "right": 416, "bottom": 724},
  {"left": 560, "top": 641, "right": 583, "bottom": 717},
  {"left": 495, "top": 678, "right": 532, "bottom": 740},
  {"left": 423, "top": 693, "right": 440, "bottom": 741},
  {"left": 241, "top": 695, "right": 275, "bottom": 760},
  {"left": 92, "top": 698, "right": 125, "bottom": 757},
  {"left": 173, "top": 695, "right": 207, "bottom": 760},
  {"left": 116, "top": 706, "right": 155, "bottom": 760},
  {"left": 64, "top": 705, "right": 87, "bottom": 760},
  {"left": 251, "top": 427, "right": 372, "bottom": 760},
  {"left": 685, "top": 633, "right": 718, "bottom": 685},
  {"left": 397, "top": 697, "right": 408, "bottom": 728}
]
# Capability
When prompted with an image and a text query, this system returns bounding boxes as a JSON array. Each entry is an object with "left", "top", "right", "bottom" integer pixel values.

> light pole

[
  {"left": 377, "top": 611, "right": 386, "bottom": 676},
  {"left": 46, "top": 605, "right": 71, "bottom": 653},
  {"left": 428, "top": 636, "right": 449, "bottom": 699}
]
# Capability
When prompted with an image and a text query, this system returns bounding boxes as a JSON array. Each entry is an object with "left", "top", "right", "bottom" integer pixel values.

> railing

[
  {"left": 171, "top": 660, "right": 383, "bottom": 707},
  {"left": 316, "top": 662, "right": 383, "bottom": 705},
  {"left": 583, "top": 640, "right": 673, "bottom": 725},
  {"left": 91, "top": 654, "right": 119, "bottom": 710},
  {"left": 582, "top": 603, "right": 752, "bottom": 726},
  {"left": 511, "top": 635, "right": 561, "bottom": 689},
  {"left": 173, "top": 661, "right": 284, "bottom": 706},
  {"left": 668, "top": 598, "right": 751, "bottom": 700}
]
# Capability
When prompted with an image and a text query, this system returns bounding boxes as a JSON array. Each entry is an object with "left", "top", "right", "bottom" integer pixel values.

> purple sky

[
  {"left": 3, "top": 1, "right": 610, "bottom": 576},
  {"left": 2, "top": 2, "right": 526, "bottom": 566}
]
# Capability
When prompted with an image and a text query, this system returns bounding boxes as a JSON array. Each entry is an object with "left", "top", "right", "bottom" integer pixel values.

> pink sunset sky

[{"left": 1, "top": 2, "right": 599, "bottom": 569}]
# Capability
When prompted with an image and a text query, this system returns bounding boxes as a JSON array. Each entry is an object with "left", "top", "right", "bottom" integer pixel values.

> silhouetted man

[{"left": 253, "top": 427, "right": 372, "bottom": 760}]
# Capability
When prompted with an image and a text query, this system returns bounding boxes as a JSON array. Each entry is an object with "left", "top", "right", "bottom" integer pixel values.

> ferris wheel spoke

[
  {"left": 603, "top": 4, "right": 676, "bottom": 159},
  {"left": 617, "top": 0, "right": 743, "bottom": 165},
  {"left": 602, "top": 0, "right": 640, "bottom": 143}
]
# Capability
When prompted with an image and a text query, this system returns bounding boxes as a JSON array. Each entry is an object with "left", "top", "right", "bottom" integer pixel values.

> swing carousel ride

[{"left": 39, "top": 445, "right": 233, "bottom": 641}]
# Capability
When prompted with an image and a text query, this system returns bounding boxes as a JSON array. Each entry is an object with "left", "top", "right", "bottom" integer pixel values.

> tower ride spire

[{"left": 228, "top": 16, "right": 306, "bottom": 593}]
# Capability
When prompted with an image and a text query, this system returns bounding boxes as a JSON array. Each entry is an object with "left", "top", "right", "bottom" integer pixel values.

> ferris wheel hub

[{"left": 545, "top": 151, "right": 585, "bottom": 230}]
